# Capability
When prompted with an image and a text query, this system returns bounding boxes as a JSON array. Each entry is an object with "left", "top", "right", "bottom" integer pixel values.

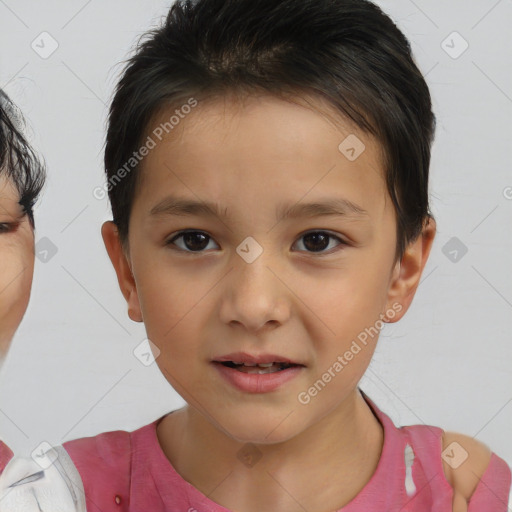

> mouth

[
  {"left": 215, "top": 361, "right": 298, "bottom": 374},
  {"left": 211, "top": 353, "right": 305, "bottom": 393}
]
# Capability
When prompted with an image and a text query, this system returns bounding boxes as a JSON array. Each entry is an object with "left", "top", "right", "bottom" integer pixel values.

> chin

[{"left": 214, "top": 411, "right": 304, "bottom": 446}]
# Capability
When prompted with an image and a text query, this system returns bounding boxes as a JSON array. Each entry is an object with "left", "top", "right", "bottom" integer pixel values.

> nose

[{"left": 218, "top": 251, "right": 291, "bottom": 333}]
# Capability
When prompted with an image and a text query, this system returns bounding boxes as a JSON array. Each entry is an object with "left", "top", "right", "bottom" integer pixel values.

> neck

[{"left": 157, "top": 389, "right": 384, "bottom": 512}]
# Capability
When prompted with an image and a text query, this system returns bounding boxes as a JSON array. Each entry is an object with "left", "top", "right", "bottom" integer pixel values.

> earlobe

[
  {"left": 384, "top": 216, "right": 436, "bottom": 323},
  {"left": 101, "top": 221, "right": 143, "bottom": 323}
]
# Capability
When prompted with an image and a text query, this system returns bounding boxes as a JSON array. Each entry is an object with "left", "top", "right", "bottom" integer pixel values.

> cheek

[
  {"left": 0, "top": 243, "right": 35, "bottom": 352},
  {"left": 136, "top": 269, "right": 203, "bottom": 352},
  {"left": 302, "top": 257, "right": 393, "bottom": 385},
  {"left": 308, "top": 267, "right": 388, "bottom": 338}
]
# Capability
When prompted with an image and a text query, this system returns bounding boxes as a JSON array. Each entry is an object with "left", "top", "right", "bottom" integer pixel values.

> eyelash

[{"left": 165, "top": 230, "right": 347, "bottom": 256}]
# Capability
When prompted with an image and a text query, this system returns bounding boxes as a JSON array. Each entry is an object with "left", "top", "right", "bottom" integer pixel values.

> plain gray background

[{"left": 0, "top": 0, "right": 511, "bottom": 468}]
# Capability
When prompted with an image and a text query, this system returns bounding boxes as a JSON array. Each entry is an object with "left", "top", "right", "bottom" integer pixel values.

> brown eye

[
  {"left": 167, "top": 231, "right": 218, "bottom": 252},
  {"left": 293, "top": 231, "right": 346, "bottom": 255},
  {"left": 165, "top": 229, "right": 346, "bottom": 256},
  {"left": 302, "top": 232, "right": 330, "bottom": 252},
  {"left": 0, "top": 222, "right": 18, "bottom": 234}
]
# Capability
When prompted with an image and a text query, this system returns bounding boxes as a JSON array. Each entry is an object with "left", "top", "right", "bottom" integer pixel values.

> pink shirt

[
  {"left": 2, "top": 394, "right": 511, "bottom": 510},
  {"left": 0, "top": 442, "right": 13, "bottom": 473}
]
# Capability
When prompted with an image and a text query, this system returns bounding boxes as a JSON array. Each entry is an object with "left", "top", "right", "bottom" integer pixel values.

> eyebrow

[{"left": 149, "top": 195, "right": 369, "bottom": 221}]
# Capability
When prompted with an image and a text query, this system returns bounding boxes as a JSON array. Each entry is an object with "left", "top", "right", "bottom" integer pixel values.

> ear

[
  {"left": 384, "top": 216, "right": 436, "bottom": 322},
  {"left": 101, "top": 221, "right": 143, "bottom": 323}
]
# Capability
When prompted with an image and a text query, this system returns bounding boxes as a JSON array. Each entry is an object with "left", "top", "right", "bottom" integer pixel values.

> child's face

[
  {"left": 104, "top": 94, "right": 434, "bottom": 442},
  {"left": 0, "top": 175, "right": 35, "bottom": 365}
]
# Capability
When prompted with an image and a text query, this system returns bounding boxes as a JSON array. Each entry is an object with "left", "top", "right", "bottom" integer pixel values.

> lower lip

[{"left": 212, "top": 362, "right": 303, "bottom": 393}]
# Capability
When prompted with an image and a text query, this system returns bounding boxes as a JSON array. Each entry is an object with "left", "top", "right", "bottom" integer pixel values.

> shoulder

[
  {"left": 62, "top": 420, "right": 163, "bottom": 511},
  {"left": 441, "top": 431, "right": 492, "bottom": 509},
  {"left": 63, "top": 418, "right": 162, "bottom": 472},
  {"left": 64, "top": 428, "right": 133, "bottom": 469},
  {"left": 64, "top": 430, "right": 135, "bottom": 512}
]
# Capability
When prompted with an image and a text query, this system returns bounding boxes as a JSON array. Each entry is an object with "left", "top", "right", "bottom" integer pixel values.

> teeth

[
  {"left": 243, "top": 365, "right": 281, "bottom": 374},
  {"left": 231, "top": 361, "right": 279, "bottom": 367}
]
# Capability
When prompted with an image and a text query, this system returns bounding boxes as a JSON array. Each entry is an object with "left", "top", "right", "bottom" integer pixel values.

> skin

[
  {"left": 102, "top": 94, "right": 489, "bottom": 511},
  {"left": 0, "top": 175, "right": 34, "bottom": 367}
]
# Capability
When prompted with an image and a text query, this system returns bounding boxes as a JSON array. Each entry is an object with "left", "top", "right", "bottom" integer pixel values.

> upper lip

[{"left": 213, "top": 352, "right": 304, "bottom": 366}]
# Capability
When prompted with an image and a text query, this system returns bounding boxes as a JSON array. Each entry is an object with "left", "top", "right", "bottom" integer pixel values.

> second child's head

[
  {"left": 102, "top": 0, "right": 436, "bottom": 442},
  {"left": 0, "top": 89, "right": 45, "bottom": 365}
]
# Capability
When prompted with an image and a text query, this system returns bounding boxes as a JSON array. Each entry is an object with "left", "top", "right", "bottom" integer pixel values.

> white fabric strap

[{"left": 404, "top": 443, "right": 417, "bottom": 497}]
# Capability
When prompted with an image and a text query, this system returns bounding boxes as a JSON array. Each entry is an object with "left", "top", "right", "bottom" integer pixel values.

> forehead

[
  {"left": 0, "top": 174, "right": 23, "bottom": 216},
  {"left": 135, "top": 94, "right": 390, "bottom": 221},
  {"left": 0, "top": 174, "right": 19, "bottom": 200}
]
